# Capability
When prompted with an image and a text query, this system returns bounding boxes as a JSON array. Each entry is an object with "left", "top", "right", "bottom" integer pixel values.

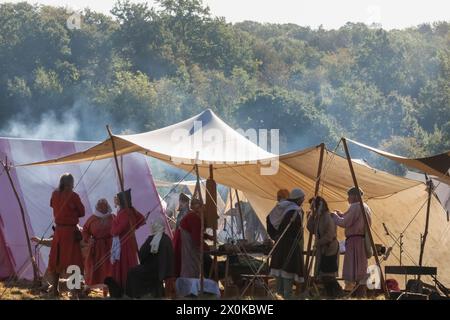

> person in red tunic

[
  {"left": 82, "top": 198, "right": 113, "bottom": 296},
  {"left": 105, "top": 189, "right": 145, "bottom": 298},
  {"left": 48, "top": 173, "right": 85, "bottom": 297},
  {"left": 173, "top": 198, "right": 214, "bottom": 278}
]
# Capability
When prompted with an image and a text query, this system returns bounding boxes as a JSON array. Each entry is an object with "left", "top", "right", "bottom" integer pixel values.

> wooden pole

[
  {"left": 235, "top": 189, "right": 246, "bottom": 241},
  {"left": 304, "top": 143, "right": 325, "bottom": 283},
  {"left": 106, "top": 125, "right": 138, "bottom": 256},
  {"left": 209, "top": 165, "right": 219, "bottom": 281},
  {"left": 1, "top": 158, "right": 39, "bottom": 284},
  {"left": 341, "top": 138, "right": 389, "bottom": 298},
  {"left": 194, "top": 164, "right": 204, "bottom": 294},
  {"left": 229, "top": 188, "right": 234, "bottom": 239},
  {"left": 418, "top": 176, "right": 433, "bottom": 279},
  {"left": 106, "top": 125, "right": 125, "bottom": 193}
]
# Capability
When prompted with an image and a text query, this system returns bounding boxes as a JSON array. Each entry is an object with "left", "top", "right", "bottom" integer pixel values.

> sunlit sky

[{"left": 2, "top": 0, "right": 449, "bottom": 29}]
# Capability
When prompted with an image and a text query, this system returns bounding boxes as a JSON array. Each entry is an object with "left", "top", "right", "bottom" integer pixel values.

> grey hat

[{"left": 289, "top": 188, "right": 305, "bottom": 200}]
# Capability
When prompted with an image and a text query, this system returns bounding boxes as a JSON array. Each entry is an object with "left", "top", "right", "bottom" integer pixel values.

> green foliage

[{"left": 0, "top": 1, "right": 448, "bottom": 176}]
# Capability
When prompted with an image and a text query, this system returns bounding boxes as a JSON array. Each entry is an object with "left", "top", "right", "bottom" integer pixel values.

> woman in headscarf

[
  {"left": 48, "top": 173, "right": 85, "bottom": 297},
  {"left": 266, "top": 188, "right": 305, "bottom": 299},
  {"left": 82, "top": 198, "right": 113, "bottom": 296},
  {"left": 306, "top": 196, "right": 341, "bottom": 297},
  {"left": 175, "top": 193, "right": 191, "bottom": 229},
  {"left": 125, "top": 215, "right": 175, "bottom": 298},
  {"left": 105, "top": 189, "right": 146, "bottom": 298},
  {"left": 173, "top": 198, "right": 215, "bottom": 278}
]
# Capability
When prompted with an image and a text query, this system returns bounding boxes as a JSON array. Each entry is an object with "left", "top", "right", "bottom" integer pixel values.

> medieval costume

[
  {"left": 48, "top": 173, "right": 85, "bottom": 297},
  {"left": 125, "top": 216, "right": 175, "bottom": 298},
  {"left": 307, "top": 197, "right": 341, "bottom": 297},
  {"left": 175, "top": 193, "right": 190, "bottom": 229},
  {"left": 266, "top": 188, "right": 305, "bottom": 299},
  {"left": 82, "top": 199, "right": 113, "bottom": 287},
  {"left": 108, "top": 190, "right": 146, "bottom": 296},
  {"left": 48, "top": 183, "right": 85, "bottom": 274},
  {"left": 332, "top": 188, "right": 372, "bottom": 290},
  {"left": 173, "top": 199, "right": 213, "bottom": 278}
]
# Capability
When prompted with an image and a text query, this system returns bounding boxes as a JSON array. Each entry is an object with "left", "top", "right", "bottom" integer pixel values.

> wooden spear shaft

[
  {"left": 1, "top": 158, "right": 39, "bottom": 284},
  {"left": 235, "top": 189, "right": 246, "bottom": 241},
  {"left": 341, "top": 138, "right": 389, "bottom": 298},
  {"left": 106, "top": 125, "right": 138, "bottom": 256},
  {"left": 209, "top": 164, "right": 219, "bottom": 281},
  {"left": 304, "top": 143, "right": 325, "bottom": 282},
  {"left": 194, "top": 164, "right": 204, "bottom": 294}
]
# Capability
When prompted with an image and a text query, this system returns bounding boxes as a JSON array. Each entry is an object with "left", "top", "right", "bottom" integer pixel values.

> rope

[
  {"left": 0, "top": 154, "right": 99, "bottom": 299},
  {"left": 86, "top": 167, "right": 195, "bottom": 277},
  {"left": 199, "top": 182, "right": 276, "bottom": 298}
]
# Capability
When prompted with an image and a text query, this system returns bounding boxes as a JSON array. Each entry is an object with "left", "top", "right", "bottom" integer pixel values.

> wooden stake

[
  {"left": 1, "top": 158, "right": 40, "bottom": 284},
  {"left": 341, "top": 138, "right": 389, "bottom": 298}
]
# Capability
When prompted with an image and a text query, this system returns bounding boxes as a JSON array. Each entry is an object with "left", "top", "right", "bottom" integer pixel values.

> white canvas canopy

[{"left": 18, "top": 109, "right": 450, "bottom": 286}]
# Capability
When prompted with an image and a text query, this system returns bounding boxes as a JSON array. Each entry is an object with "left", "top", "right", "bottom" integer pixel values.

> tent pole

[
  {"left": 304, "top": 143, "right": 325, "bottom": 288},
  {"left": 106, "top": 125, "right": 138, "bottom": 257},
  {"left": 1, "top": 158, "right": 40, "bottom": 285},
  {"left": 209, "top": 164, "right": 219, "bottom": 281},
  {"left": 418, "top": 175, "right": 433, "bottom": 279},
  {"left": 194, "top": 164, "right": 204, "bottom": 295},
  {"left": 341, "top": 138, "right": 389, "bottom": 298},
  {"left": 106, "top": 125, "right": 125, "bottom": 193},
  {"left": 229, "top": 188, "right": 234, "bottom": 239},
  {"left": 235, "top": 190, "right": 246, "bottom": 241}
]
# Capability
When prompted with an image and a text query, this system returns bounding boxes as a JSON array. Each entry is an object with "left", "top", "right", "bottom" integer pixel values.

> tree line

[{"left": 0, "top": 0, "right": 449, "bottom": 174}]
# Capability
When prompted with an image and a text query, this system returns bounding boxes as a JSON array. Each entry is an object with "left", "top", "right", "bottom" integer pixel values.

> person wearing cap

[
  {"left": 267, "top": 188, "right": 306, "bottom": 299},
  {"left": 332, "top": 187, "right": 372, "bottom": 297},
  {"left": 176, "top": 193, "right": 191, "bottom": 229}
]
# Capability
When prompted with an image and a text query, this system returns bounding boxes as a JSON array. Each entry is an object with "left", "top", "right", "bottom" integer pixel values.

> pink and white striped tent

[{"left": 0, "top": 137, "right": 169, "bottom": 280}]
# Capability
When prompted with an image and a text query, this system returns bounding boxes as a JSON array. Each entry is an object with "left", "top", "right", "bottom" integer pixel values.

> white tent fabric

[
  {"left": 0, "top": 137, "right": 167, "bottom": 280},
  {"left": 17, "top": 109, "right": 450, "bottom": 285}
]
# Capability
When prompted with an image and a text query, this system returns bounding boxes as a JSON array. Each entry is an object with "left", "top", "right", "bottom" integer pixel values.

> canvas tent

[
  {"left": 16, "top": 109, "right": 450, "bottom": 286},
  {"left": 0, "top": 137, "right": 168, "bottom": 281},
  {"left": 347, "top": 138, "right": 450, "bottom": 186}
]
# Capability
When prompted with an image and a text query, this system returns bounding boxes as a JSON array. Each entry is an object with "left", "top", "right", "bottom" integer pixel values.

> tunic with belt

[
  {"left": 333, "top": 202, "right": 372, "bottom": 282},
  {"left": 82, "top": 214, "right": 113, "bottom": 285},
  {"left": 48, "top": 190, "right": 85, "bottom": 274}
]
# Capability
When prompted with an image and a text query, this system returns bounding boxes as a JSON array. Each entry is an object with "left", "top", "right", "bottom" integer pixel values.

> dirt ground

[{"left": 0, "top": 279, "right": 385, "bottom": 300}]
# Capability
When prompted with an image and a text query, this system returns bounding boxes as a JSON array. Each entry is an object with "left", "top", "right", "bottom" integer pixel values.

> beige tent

[
  {"left": 18, "top": 109, "right": 450, "bottom": 286},
  {"left": 347, "top": 138, "right": 450, "bottom": 186}
]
